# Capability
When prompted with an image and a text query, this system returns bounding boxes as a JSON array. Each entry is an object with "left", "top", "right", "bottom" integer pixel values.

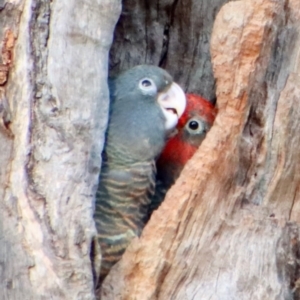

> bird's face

[
  {"left": 182, "top": 115, "right": 211, "bottom": 147},
  {"left": 177, "top": 94, "right": 216, "bottom": 147},
  {"left": 156, "top": 94, "right": 216, "bottom": 172},
  {"left": 111, "top": 65, "right": 186, "bottom": 132}
]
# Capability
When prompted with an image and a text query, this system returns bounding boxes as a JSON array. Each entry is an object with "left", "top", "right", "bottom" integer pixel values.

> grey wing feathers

[{"left": 95, "top": 159, "right": 155, "bottom": 282}]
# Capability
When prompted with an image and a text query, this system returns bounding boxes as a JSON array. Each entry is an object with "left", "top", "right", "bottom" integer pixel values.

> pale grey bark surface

[{"left": 0, "top": 0, "right": 121, "bottom": 299}]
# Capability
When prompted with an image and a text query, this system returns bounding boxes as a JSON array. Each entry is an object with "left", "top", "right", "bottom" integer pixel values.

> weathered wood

[
  {"left": 0, "top": 0, "right": 121, "bottom": 299},
  {"left": 2, "top": 0, "right": 300, "bottom": 298},
  {"left": 101, "top": 0, "right": 300, "bottom": 299}
]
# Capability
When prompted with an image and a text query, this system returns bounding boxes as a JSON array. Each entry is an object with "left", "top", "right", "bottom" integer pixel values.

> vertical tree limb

[{"left": 0, "top": 0, "right": 121, "bottom": 299}]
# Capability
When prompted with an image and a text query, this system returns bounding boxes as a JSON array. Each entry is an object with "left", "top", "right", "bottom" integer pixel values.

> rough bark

[
  {"left": 102, "top": 0, "right": 300, "bottom": 299},
  {"left": 0, "top": 0, "right": 120, "bottom": 299},
  {"left": 3, "top": 0, "right": 300, "bottom": 299}
]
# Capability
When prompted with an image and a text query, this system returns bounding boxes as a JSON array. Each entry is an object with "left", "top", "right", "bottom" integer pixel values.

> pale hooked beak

[{"left": 157, "top": 82, "right": 186, "bottom": 130}]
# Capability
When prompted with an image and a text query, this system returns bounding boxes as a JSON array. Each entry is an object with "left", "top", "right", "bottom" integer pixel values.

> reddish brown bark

[{"left": 101, "top": 0, "right": 300, "bottom": 299}]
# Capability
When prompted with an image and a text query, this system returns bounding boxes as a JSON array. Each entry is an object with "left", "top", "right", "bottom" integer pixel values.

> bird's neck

[
  {"left": 105, "top": 101, "right": 167, "bottom": 164},
  {"left": 158, "top": 135, "right": 198, "bottom": 168}
]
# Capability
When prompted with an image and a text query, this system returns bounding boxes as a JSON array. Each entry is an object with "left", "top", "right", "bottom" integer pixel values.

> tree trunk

[
  {"left": 0, "top": 0, "right": 120, "bottom": 299},
  {"left": 2, "top": 0, "right": 300, "bottom": 299},
  {"left": 101, "top": 0, "right": 300, "bottom": 299}
]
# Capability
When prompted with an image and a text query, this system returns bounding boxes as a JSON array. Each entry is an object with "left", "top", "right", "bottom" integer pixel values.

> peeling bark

[
  {"left": 0, "top": 0, "right": 120, "bottom": 299},
  {"left": 101, "top": 0, "right": 300, "bottom": 299},
  {"left": 2, "top": 0, "right": 300, "bottom": 299}
]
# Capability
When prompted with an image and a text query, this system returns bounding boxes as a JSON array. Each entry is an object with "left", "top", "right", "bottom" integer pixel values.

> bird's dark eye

[
  {"left": 141, "top": 79, "right": 152, "bottom": 87},
  {"left": 139, "top": 78, "right": 156, "bottom": 94},
  {"left": 185, "top": 117, "right": 207, "bottom": 135},
  {"left": 188, "top": 120, "right": 199, "bottom": 130}
]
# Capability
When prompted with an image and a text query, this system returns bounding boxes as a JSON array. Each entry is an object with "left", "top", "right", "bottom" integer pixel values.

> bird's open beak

[{"left": 157, "top": 82, "right": 186, "bottom": 130}]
